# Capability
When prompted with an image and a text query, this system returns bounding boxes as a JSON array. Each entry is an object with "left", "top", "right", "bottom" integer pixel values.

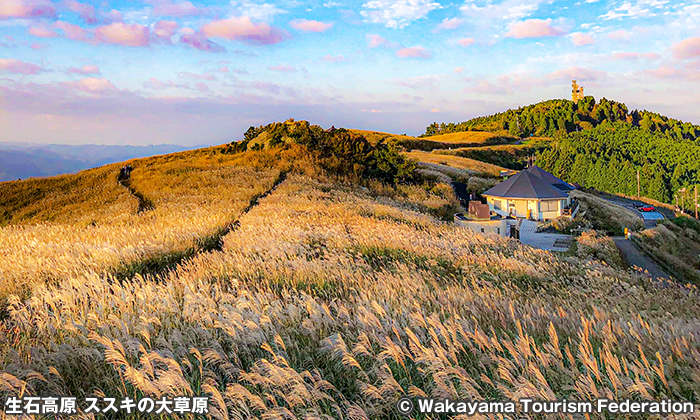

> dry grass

[
  {"left": 405, "top": 150, "right": 509, "bottom": 177},
  {"left": 572, "top": 190, "right": 644, "bottom": 236},
  {"left": 347, "top": 129, "right": 418, "bottom": 145},
  {"left": 633, "top": 218, "right": 700, "bottom": 285},
  {"left": 0, "top": 146, "right": 281, "bottom": 304},
  {"left": 425, "top": 131, "right": 514, "bottom": 145},
  {"left": 1, "top": 160, "right": 700, "bottom": 419}
]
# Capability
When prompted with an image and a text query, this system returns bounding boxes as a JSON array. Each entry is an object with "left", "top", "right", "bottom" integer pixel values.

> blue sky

[{"left": 1, "top": 0, "right": 699, "bottom": 145}]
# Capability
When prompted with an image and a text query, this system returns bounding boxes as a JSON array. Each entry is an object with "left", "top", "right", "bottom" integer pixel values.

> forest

[
  {"left": 536, "top": 123, "right": 700, "bottom": 205},
  {"left": 422, "top": 97, "right": 700, "bottom": 141}
]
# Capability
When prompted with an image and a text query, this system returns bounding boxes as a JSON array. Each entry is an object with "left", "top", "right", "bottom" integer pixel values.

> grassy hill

[
  {"left": 1, "top": 121, "right": 700, "bottom": 418},
  {"left": 423, "top": 97, "right": 700, "bottom": 140}
]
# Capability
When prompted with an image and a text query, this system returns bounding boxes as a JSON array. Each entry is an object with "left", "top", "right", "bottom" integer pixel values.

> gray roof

[
  {"left": 483, "top": 170, "right": 568, "bottom": 199},
  {"left": 525, "top": 166, "right": 574, "bottom": 191}
]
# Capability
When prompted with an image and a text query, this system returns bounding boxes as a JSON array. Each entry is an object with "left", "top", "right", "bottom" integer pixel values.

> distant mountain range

[{"left": 0, "top": 143, "right": 192, "bottom": 182}]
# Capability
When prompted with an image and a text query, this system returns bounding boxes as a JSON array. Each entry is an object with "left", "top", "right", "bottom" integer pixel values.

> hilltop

[
  {"left": 423, "top": 97, "right": 700, "bottom": 141},
  {"left": 1, "top": 120, "right": 700, "bottom": 418}
]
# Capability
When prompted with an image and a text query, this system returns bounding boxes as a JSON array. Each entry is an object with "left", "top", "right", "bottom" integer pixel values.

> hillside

[
  {"left": 1, "top": 121, "right": 700, "bottom": 418},
  {"left": 537, "top": 123, "right": 700, "bottom": 205},
  {"left": 423, "top": 97, "right": 700, "bottom": 140},
  {"left": 0, "top": 143, "right": 188, "bottom": 182}
]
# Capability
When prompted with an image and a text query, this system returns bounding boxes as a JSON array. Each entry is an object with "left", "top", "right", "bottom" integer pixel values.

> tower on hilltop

[{"left": 572, "top": 80, "right": 584, "bottom": 102}]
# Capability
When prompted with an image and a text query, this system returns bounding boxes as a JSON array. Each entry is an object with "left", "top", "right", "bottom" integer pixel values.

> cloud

[
  {"left": 0, "top": 0, "right": 56, "bottom": 20},
  {"left": 55, "top": 21, "right": 89, "bottom": 41},
  {"left": 153, "top": 20, "right": 179, "bottom": 43},
  {"left": 268, "top": 64, "right": 297, "bottom": 72},
  {"left": 361, "top": 109, "right": 382, "bottom": 113},
  {"left": 571, "top": 32, "right": 594, "bottom": 46},
  {"left": 29, "top": 23, "right": 58, "bottom": 38},
  {"left": 396, "top": 46, "right": 433, "bottom": 59},
  {"left": 201, "top": 16, "right": 289, "bottom": 45},
  {"left": 548, "top": 66, "right": 607, "bottom": 81},
  {"left": 232, "top": 0, "right": 287, "bottom": 21},
  {"left": 65, "top": 1, "right": 96, "bottom": 25},
  {"left": 361, "top": 0, "right": 441, "bottom": 28},
  {"left": 179, "top": 71, "right": 217, "bottom": 80},
  {"left": 0, "top": 58, "right": 43, "bottom": 74},
  {"left": 456, "top": 38, "right": 475, "bottom": 47},
  {"left": 606, "top": 29, "right": 632, "bottom": 41},
  {"left": 64, "top": 77, "right": 117, "bottom": 94},
  {"left": 611, "top": 51, "right": 660, "bottom": 61},
  {"left": 435, "top": 17, "right": 464, "bottom": 31},
  {"left": 290, "top": 19, "right": 333, "bottom": 32},
  {"left": 95, "top": 23, "right": 150, "bottom": 47},
  {"left": 454, "top": 66, "right": 464, "bottom": 73},
  {"left": 147, "top": 0, "right": 208, "bottom": 17},
  {"left": 600, "top": 0, "right": 665, "bottom": 20},
  {"left": 459, "top": 0, "right": 547, "bottom": 21},
  {"left": 180, "top": 33, "right": 226, "bottom": 52},
  {"left": 367, "top": 34, "right": 394, "bottom": 48},
  {"left": 672, "top": 37, "right": 700, "bottom": 60},
  {"left": 322, "top": 54, "right": 346, "bottom": 62},
  {"left": 143, "top": 77, "right": 188, "bottom": 90},
  {"left": 505, "top": 19, "right": 566, "bottom": 38},
  {"left": 67, "top": 65, "right": 100, "bottom": 75},
  {"left": 393, "top": 75, "right": 439, "bottom": 89},
  {"left": 30, "top": 42, "right": 47, "bottom": 49}
]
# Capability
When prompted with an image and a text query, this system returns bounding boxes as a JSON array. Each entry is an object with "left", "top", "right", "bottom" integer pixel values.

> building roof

[
  {"left": 525, "top": 166, "right": 574, "bottom": 191},
  {"left": 482, "top": 170, "right": 569, "bottom": 199}
]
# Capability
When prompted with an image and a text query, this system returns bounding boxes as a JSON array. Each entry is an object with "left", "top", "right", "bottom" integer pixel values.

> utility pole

[
  {"left": 695, "top": 185, "right": 698, "bottom": 219},
  {"left": 637, "top": 170, "right": 640, "bottom": 199}
]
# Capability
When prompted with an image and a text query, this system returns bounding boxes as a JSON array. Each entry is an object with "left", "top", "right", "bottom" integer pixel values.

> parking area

[{"left": 519, "top": 220, "right": 573, "bottom": 252}]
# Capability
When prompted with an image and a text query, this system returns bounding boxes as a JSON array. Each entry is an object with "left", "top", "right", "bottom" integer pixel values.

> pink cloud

[
  {"left": 65, "top": 0, "right": 96, "bottom": 25},
  {"left": 30, "top": 42, "right": 48, "bottom": 49},
  {"left": 214, "top": 66, "right": 229, "bottom": 73},
  {"left": 612, "top": 52, "right": 660, "bottom": 61},
  {"left": 396, "top": 46, "right": 433, "bottom": 59},
  {"left": 322, "top": 54, "right": 346, "bottom": 62},
  {"left": 65, "top": 77, "right": 117, "bottom": 94},
  {"left": 180, "top": 33, "right": 225, "bottom": 52},
  {"left": 0, "top": 0, "right": 56, "bottom": 19},
  {"left": 143, "top": 77, "right": 188, "bottom": 90},
  {"left": 55, "top": 21, "right": 89, "bottom": 41},
  {"left": 454, "top": 67, "right": 464, "bottom": 73},
  {"left": 67, "top": 65, "right": 100, "bottom": 75},
  {"left": 201, "top": 17, "right": 289, "bottom": 45},
  {"left": 505, "top": 19, "right": 566, "bottom": 39},
  {"left": 290, "top": 19, "right": 333, "bottom": 33},
  {"left": 95, "top": 23, "right": 150, "bottom": 47},
  {"left": 367, "top": 34, "right": 393, "bottom": 48},
  {"left": 572, "top": 32, "right": 594, "bottom": 46},
  {"left": 643, "top": 66, "right": 686, "bottom": 80},
  {"left": 672, "top": 37, "right": 700, "bottom": 60},
  {"left": 179, "top": 71, "right": 216, "bottom": 80},
  {"left": 29, "top": 24, "right": 58, "bottom": 38},
  {"left": 607, "top": 29, "right": 631, "bottom": 41},
  {"left": 101, "top": 9, "right": 123, "bottom": 24},
  {"left": 548, "top": 66, "right": 607, "bottom": 82},
  {"left": 148, "top": 0, "right": 207, "bottom": 17},
  {"left": 268, "top": 64, "right": 297, "bottom": 72},
  {"left": 456, "top": 38, "right": 474, "bottom": 47},
  {"left": 0, "top": 58, "right": 44, "bottom": 74},
  {"left": 193, "top": 82, "right": 210, "bottom": 93},
  {"left": 153, "top": 20, "right": 179, "bottom": 43},
  {"left": 436, "top": 17, "right": 464, "bottom": 31}
]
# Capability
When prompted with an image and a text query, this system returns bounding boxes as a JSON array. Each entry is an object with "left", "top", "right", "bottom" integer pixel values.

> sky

[{"left": 1, "top": 0, "right": 699, "bottom": 146}]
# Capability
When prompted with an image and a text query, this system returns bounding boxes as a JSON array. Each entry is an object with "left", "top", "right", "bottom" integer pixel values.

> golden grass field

[
  {"left": 423, "top": 131, "right": 513, "bottom": 145},
  {"left": 404, "top": 150, "right": 511, "bottom": 177},
  {"left": 1, "top": 143, "right": 700, "bottom": 419}
]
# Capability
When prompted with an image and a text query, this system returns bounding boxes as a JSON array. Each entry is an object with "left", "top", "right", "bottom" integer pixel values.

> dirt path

[
  {"left": 612, "top": 236, "right": 670, "bottom": 280},
  {"left": 118, "top": 178, "right": 155, "bottom": 213}
]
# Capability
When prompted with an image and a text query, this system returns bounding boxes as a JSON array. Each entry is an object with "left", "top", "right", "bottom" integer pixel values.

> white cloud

[
  {"left": 361, "top": 0, "right": 441, "bottom": 28},
  {"left": 460, "top": 0, "right": 548, "bottom": 21},
  {"left": 600, "top": 0, "right": 668, "bottom": 20},
  {"left": 230, "top": 0, "right": 286, "bottom": 21}
]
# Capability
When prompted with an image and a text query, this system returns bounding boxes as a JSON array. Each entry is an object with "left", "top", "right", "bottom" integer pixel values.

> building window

[
  {"left": 541, "top": 201, "right": 558, "bottom": 212},
  {"left": 497, "top": 227, "right": 500, "bottom": 234},
  {"left": 481, "top": 228, "right": 485, "bottom": 233}
]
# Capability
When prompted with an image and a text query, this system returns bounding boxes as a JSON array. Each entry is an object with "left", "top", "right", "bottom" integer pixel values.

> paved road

[
  {"left": 592, "top": 191, "right": 674, "bottom": 228},
  {"left": 612, "top": 237, "right": 670, "bottom": 279}
]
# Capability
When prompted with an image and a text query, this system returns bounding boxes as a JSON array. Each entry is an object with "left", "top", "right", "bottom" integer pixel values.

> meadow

[
  {"left": 0, "top": 146, "right": 280, "bottom": 304},
  {"left": 1, "top": 141, "right": 700, "bottom": 418}
]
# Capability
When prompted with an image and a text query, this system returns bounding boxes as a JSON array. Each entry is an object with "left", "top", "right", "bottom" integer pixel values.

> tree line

[
  {"left": 537, "top": 123, "right": 700, "bottom": 204},
  {"left": 422, "top": 97, "right": 700, "bottom": 141}
]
